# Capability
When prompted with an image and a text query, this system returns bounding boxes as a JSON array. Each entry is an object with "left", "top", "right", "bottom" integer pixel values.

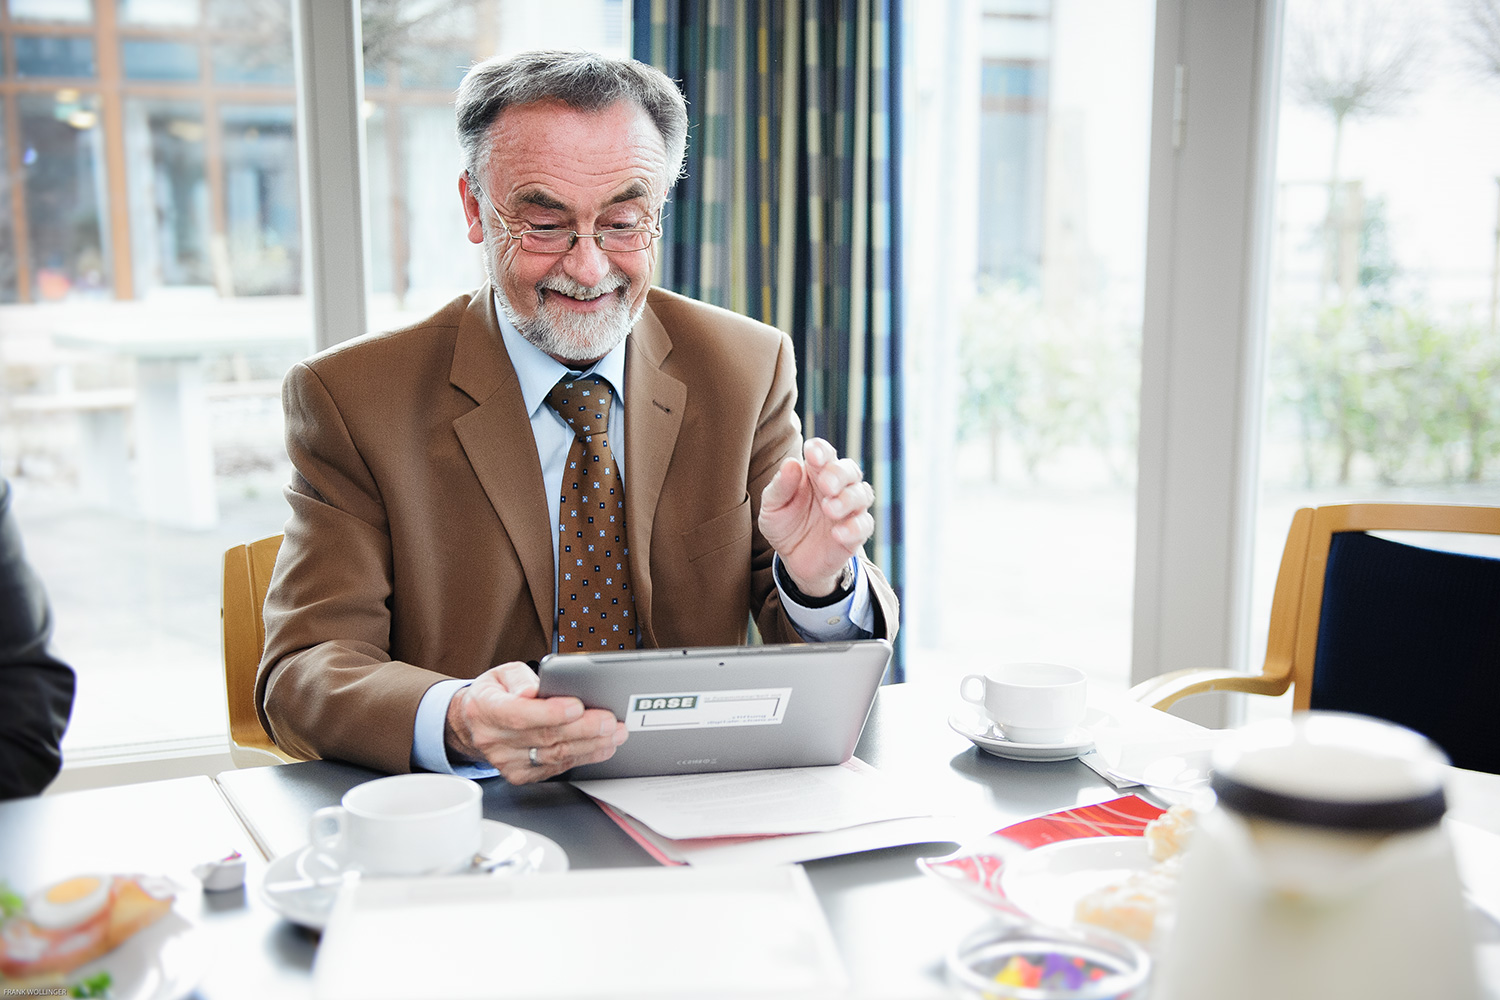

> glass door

[
  {"left": 904, "top": 0, "right": 1156, "bottom": 692},
  {"left": 1247, "top": 0, "right": 1500, "bottom": 716}
]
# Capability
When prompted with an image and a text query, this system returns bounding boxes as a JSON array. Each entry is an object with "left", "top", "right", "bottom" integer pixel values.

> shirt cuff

[
  {"left": 773, "top": 554, "right": 875, "bottom": 640},
  {"left": 411, "top": 678, "right": 499, "bottom": 778}
]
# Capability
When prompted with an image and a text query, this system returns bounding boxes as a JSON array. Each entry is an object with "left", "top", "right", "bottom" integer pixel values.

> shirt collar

[{"left": 493, "top": 292, "right": 628, "bottom": 418}]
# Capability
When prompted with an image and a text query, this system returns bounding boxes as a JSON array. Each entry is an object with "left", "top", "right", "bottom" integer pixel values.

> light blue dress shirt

[{"left": 411, "top": 301, "right": 874, "bottom": 775}]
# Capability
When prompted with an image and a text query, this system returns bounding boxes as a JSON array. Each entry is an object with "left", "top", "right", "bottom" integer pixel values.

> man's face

[{"left": 460, "top": 99, "right": 669, "bottom": 366}]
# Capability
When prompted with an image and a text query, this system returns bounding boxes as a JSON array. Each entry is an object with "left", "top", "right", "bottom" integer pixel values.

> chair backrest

[
  {"left": 221, "top": 533, "right": 296, "bottom": 763},
  {"left": 1286, "top": 502, "right": 1500, "bottom": 773}
]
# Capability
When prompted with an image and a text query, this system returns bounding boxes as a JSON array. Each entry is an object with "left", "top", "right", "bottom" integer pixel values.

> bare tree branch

[
  {"left": 1455, "top": 0, "right": 1500, "bottom": 82},
  {"left": 361, "top": 0, "right": 485, "bottom": 72},
  {"left": 206, "top": 0, "right": 483, "bottom": 77},
  {"left": 1284, "top": 0, "right": 1425, "bottom": 122}
]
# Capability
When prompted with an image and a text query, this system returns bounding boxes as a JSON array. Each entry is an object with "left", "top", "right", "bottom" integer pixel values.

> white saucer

[
  {"left": 949, "top": 708, "right": 1096, "bottom": 761},
  {"left": 261, "top": 819, "right": 568, "bottom": 930}
]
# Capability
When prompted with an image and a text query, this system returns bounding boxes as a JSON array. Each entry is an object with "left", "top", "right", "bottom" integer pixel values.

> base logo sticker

[{"left": 624, "top": 688, "right": 792, "bottom": 730}]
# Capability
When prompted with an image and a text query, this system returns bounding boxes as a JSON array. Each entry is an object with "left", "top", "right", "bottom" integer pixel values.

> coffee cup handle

[
  {"left": 959, "top": 674, "right": 987, "bottom": 705},
  {"left": 308, "top": 805, "right": 347, "bottom": 868}
]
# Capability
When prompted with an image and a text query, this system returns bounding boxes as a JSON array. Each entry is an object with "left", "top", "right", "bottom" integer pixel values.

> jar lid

[{"left": 1209, "top": 712, "right": 1449, "bottom": 831}]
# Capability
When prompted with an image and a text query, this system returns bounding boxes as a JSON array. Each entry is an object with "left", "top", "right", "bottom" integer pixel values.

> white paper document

[
  {"left": 602, "top": 804, "right": 981, "bottom": 867},
  {"left": 572, "top": 756, "right": 931, "bottom": 840},
  {"left": 1075, "top": 687, "right": 1218, "bottom": 789},
  {"left": 314, "top": 865, "right": 847, "bottom": 1000}
]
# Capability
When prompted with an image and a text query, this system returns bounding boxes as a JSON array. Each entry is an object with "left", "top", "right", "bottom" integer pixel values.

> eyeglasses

[{"left": 472, "top": 182, "right": 660, "bottom": 254}]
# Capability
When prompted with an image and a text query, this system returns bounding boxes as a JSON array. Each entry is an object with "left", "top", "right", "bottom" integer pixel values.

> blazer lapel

[
  {"left": 624, "top": 298, "right": 686, "bottom": 647},
  {"left": 450, "top": 287, "right": 556, "bottom": 644}
]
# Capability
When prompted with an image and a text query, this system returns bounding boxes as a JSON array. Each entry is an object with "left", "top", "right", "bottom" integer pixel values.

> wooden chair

[
  {"left": 221, "top": 533, "right": 298, "bottom": 765},
  {"left": 1130, "top": 502, "right": 1500, "bottom": 774}
]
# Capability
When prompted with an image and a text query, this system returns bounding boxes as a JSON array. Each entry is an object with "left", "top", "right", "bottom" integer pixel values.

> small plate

[
  {"left": 1001, "top": 836, "right": 1155, "bottom": 929},
  {"left": 948, "top": 707, "right": 1097, "bottom": 761},
  {"left": 260, "top": 819, "right": 568, "bottom": 930},
  {"left": 3, "top": 874, "right": 203, "bottom": 1000}
]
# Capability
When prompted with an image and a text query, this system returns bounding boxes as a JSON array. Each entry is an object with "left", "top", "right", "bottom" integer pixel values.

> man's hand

[
  {"left": 758, "top": 437, "right": 875, "bottom": 597},
  {"left": 444, "top": 662, "right": 627, "bottom": 784}
]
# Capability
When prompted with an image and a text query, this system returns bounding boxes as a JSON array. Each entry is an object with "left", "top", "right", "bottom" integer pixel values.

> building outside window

[{"left": 978, "top": 57, "right": 1048, "bottom": 287}]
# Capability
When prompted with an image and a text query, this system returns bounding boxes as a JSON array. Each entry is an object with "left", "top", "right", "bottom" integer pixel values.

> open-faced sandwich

[
  {"left": 0, "top": 873, "right": 175, "bottom": 983},
  {"left": 1073, "top": 804, "right": 1197, "bottom": 944}
]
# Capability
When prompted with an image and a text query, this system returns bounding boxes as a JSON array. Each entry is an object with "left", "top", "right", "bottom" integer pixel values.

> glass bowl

[{"left": 946, "top": 920, "right": 1151, "bottom": 1000}]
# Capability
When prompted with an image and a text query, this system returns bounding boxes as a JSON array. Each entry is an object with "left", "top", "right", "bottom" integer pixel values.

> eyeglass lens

[{"left": 519, "top": 230, "right": 654, "bottom": 253}]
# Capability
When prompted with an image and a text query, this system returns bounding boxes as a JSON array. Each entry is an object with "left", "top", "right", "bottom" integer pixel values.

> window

[
  {"left": 14, "top": 35, "right": 97, "bottom": 77},
  {"left": 0, "top": 2, "right": 309, "bottom": 758},
  {"left": 978, "top": 60, "right": 1047, "bottom": 284},
  {"left": 1245, "top": 0, "right": 1500, "bottom": 719},
  {"left": 124, "top": 99, "right": 211, "bottom": 292},
  {"left": 121, "top": 40, "right": 199, "bottom": 81},
  {"left": 220, "top": 104, "right": 300, "bottom": 296},
  {"left": 904, "top": 0, "right": 1155, "bottom": 694},
  {"left": 118, "top": 0, "right": 199, "bottom": 28},
  {"left": 18, "top": 91, "right": 110, "bottom": 300},
  {"left": 9, "top": 0, "right": 92, "bottom": 23}
]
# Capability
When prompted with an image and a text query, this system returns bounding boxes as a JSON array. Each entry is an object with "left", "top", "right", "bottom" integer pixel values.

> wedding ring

[{"left": 528, "top": 746, "right": 541, "bottom": 767}]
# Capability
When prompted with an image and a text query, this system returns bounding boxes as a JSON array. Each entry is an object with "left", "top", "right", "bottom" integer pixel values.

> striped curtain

[{"left": 634, "top": 0, "right": 905, "bottom": 675}]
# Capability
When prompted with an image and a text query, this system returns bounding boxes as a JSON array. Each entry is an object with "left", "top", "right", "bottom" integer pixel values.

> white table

[
  {"left": 50, "top": 297, "right": 311, "bottom": 529},
  {"left": 7, "top": 685, "right": 1498, "bottom": 998}
]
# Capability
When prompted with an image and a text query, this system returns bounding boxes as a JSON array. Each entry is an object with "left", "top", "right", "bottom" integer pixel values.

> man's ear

[{"left": 460, "top": 172, "right": 484, "bottom": 245}]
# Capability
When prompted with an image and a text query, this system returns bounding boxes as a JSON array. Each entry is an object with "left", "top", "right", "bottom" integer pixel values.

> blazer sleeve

[
  {"left": 0, "top": 480, "right": 75, "bottom": 799},
  {"left": 256, "top": 362, "right": 453, "bottom": 774},
  {"left": 745, "top": 334, "right": 900, "bottom": 644}
]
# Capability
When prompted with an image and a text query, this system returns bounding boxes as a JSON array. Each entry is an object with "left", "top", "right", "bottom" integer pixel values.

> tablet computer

[{"left": 535, "top": 639, "right": 893, "bottom": 780}]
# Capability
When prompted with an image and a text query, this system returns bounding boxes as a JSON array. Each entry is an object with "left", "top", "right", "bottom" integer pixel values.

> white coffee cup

[
  {"left": 959, "top": 662, "right": 1088, "bottom": 744},
  {"left": 308, "top": 773, "right": 483, "bottom": 877}
]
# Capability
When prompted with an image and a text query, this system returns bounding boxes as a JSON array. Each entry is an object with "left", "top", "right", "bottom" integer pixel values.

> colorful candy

[{"left": 991, "top": 950, "right": 1115, "bottom": 991}]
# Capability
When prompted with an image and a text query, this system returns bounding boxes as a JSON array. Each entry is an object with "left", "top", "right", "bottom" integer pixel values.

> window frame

[{"left": 1132, "top": 0, "right": 1283, "bottom": 727}]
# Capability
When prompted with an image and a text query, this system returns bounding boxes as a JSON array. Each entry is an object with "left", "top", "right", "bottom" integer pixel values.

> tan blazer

[{"left": 257, "top": 284, "right": 899, "bottom": 773}]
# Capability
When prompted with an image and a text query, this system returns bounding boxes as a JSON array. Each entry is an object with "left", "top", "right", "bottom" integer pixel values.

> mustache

[{"left": 535, "top": 273, "right": 629, "bottom": 303}]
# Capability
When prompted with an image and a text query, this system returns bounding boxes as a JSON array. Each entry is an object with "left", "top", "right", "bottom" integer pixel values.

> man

[
  {"left": 257, "top": 49, "right": 898, "bottom": 783},
  {"left": 0, "top": 477, "right": 75, "bottom": 799}
]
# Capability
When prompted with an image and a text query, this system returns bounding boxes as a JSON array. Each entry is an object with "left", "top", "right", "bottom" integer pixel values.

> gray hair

[{"left": 455, "top": 49, "right": 689, "bottom": 200}]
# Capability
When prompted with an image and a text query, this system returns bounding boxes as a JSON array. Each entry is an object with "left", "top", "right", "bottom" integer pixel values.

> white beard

[{"left": 484, "top": 239, "right": 642, "bottom": 363}]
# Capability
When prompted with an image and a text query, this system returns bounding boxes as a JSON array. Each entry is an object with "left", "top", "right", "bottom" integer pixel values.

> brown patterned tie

[{"left": 545, "top": 374, "right": 637, "bottom": 651}]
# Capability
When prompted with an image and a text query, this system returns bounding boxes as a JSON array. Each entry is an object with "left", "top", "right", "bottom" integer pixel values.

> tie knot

[{"left": 546, "top": 374, "right": 615, "bottom": 439}]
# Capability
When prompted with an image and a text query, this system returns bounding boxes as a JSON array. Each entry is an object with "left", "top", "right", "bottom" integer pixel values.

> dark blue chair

[{"left": 1131, "top": 503, "right": 1500, "bottom": 774}]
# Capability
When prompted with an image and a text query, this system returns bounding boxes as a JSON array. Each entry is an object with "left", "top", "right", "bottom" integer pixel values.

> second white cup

[
  {"left": 308, "top": 773, "right": 483, "bottom": 877},
  {"left": 959, "top": 661, "right": 1088, "bottom": 744}
]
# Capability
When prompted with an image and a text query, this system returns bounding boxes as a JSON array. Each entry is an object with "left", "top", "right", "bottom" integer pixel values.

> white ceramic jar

[{"left": 1154, "top": 712, "right": 1479, "bottom": 1000}]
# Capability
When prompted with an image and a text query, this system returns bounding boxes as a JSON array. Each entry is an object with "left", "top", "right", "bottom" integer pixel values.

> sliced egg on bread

[{"left": 27, "top": 875, "right": 111, "bottom": 930}]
